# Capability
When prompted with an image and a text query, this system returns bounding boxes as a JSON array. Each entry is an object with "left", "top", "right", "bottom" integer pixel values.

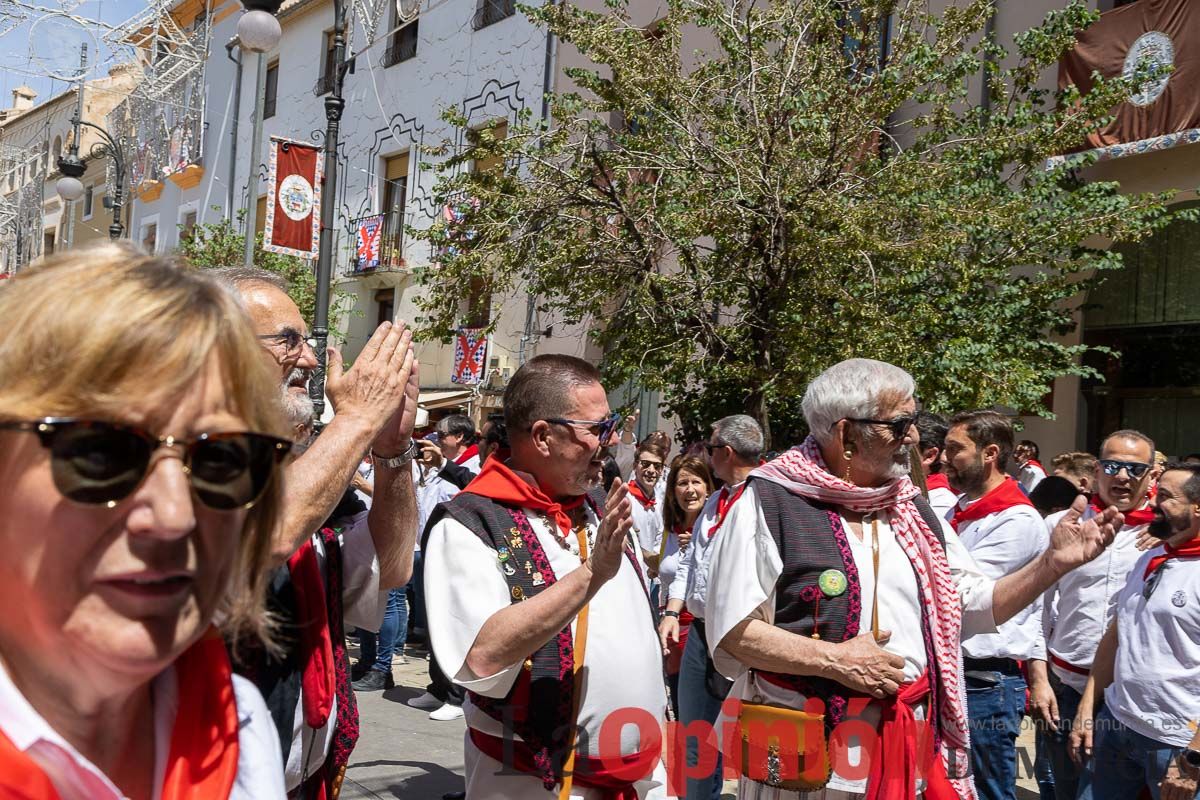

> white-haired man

[{"left": 706, "top": 358, "right": 1122, "bottom": 799}]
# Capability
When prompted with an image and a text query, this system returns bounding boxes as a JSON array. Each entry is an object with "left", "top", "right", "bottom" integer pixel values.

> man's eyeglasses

[
  {"left": 837, "top": 413, "right": 919, "bottom": 441},
  {"left": 636, "top": 459, "right": 664, "bottom": 470},
  {"left": 258, "top": 330, "right": 317, "bottom": 356},
  {"left": 0, "top": 418, "right": 291, "bottom": 510},
  {"left": 703, "top": 442, "right": 727, "bottom": 455},
  {"left": 1099, "top": 459, "right": 1152, "bottom": 479},
  {"left": 543, "top": 413, "right": 622, "bottom": 446}
]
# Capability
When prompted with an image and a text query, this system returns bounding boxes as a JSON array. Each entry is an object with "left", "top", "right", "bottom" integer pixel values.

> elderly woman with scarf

[{"left": 704, "top": 358, "right": 1123, "bottom": 800}]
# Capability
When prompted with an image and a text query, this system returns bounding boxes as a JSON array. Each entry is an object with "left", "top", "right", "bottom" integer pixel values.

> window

[
  {"left": 264, "top": 61, "right": 279, "bottom": 119},
  {"left": 255, "top": 195, "right": 268, "bottom": 235},
  {"left": 43, "top": 231, "right": 55, "bottom": 256},
  {"left": 380, "top": 152, "right": 408, "bottom": 264},
  {"left": 376, "top": 289, "right": 394, "bottom": 327},
  {"left": 316, "top": 30, "right": 336, "bottom": 95},
  {"left": 383, "top": 16, "right": 419, "bottom": 66},
  {"left": 180, "top": 208, "right": 198, "bottom": 243},
  {"left": 142, "top": 222, "right": 158, "bottom": 253},
  {"left": 82, "top": 185, "right": 94, "bottom": 220},
  {"left": 469, "top": 120, "right": 508, "bottom": 174},
  {"left": 473, "top": 0, "right": 514, "bottom": 30}
]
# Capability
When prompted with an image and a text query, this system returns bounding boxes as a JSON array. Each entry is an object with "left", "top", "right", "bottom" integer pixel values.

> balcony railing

[
  {"left": 345, "top": 211, "right": 407, "bottom": 277},
  {"left": 382, "top": 30, "right": 418, "bottom": 67},
  {"left": 472, "top": 0, "right": 514, "bottom": 30},
  {"left": 313, "top": 73, "right": 335, "bottom": 97}
]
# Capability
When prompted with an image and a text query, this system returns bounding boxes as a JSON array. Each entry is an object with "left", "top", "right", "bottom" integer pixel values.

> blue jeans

[
  {"left": 966, "top": 670, "right": 1027, "bottom": 800},
  {"left": 1036, "top": 673, "right": 1091, "bottom": 800},
  {"left": 408, "top": 550, "right": 426, "bottom": 634},
  {"left": 1090, "top": 706, "right": 1199, "bottom": 800},
  {"left": 677, "top": 619, "right": 724, "bottom": 800},
  {"left": 359, "top": 587, "right": 408, "bottom": 673}
]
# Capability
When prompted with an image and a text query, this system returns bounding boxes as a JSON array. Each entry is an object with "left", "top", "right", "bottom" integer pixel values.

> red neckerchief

[
  {"left": 1143, "top": 537, "right": 1200, "bottom": 580},
  {"left": 287, "top": 539, "right": 336, "bottom": 729},
  {"left": 950, "top": 477, "right": 1034, "bottom": 532},
  {"left": 463, "top": 458, "right": 584, "bottom": 538},
  {"left": 0, "top": 630, "right": 240, "bottom": 800},
  {"left": 454, "top": 443, "right": 480, "bottom": 466},
  {"left": 1023, "top": 459, "right": 1045, "bottom": 473},
  {"left": 925, "top": 473, "right": 951, "bottom": 493},
  {"left": 707, "top": 482, "right": 747, "bottom": 537},
  {"left": 1089, "top": 495, "right": 1154, "bottom": 527},
  {"left": 627, "top": 480, "right": 656, "bottom": 511}
]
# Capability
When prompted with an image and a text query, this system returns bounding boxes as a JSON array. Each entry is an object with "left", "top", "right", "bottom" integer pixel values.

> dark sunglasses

[
  {"left": 1099, "top": 459, "right": 1151, "bottom": 479},
  {"left": 1, "top": 418, "right": 291, "bottom": 510},
  {"left": 838, "top": 413, "right": 919, "bottom": 441},
  {"left": 636, "top": 458, "right": 664, "bottom": 470},
  {"left": 258, "top": 330, "right": 318, "bottom": 355},
  {"left": 543, "top": 412, "right": 623, "bottom": 446}
]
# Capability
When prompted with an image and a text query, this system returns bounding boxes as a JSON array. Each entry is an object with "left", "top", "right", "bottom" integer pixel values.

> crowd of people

[{"left": 1, "top": 243, "right": 1198, "bottom": 800}]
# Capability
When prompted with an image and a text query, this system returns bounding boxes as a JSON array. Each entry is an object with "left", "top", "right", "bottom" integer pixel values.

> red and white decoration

[
  {"left": 451, "top": 327, "right": 489, "bottom": 385},
  {"left": 264, "top": 137, "right": 323, "bottom": 259}
]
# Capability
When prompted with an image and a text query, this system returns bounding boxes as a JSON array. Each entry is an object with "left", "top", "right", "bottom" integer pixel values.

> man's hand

[
  {"left": 1029, "top": 673, "right": 1059, "bottom": 728},
  {"left": 419, "top": 439, "right": 445, "bottom": 468},
  {"left": 326, "top": 321, "right": 414, "bottom": 436},
  {"left": 827, "top": 631, "right": 906, "bottom": 699},
  {"left": 587, "top": 478, "right": 632, "bottom": 584},
  {"left": 1047, "top": 494, "right": 1122, "bottom": 577},
  {"left": 678, "top": 530, "right": 693, "bottom": 549},
  {"left": 1136, "top": 527, "right": 1157, "bottom": 552},
  {"left": 659, "top": 616, "right": 680, "bottom": 656},
  {"left": 1162, "top": 759, "right": 1199, "bottom": 800},
  {"left": 374, "top": 354, "right": 419, "bottom": 458},
  {"left": 1068, "top": 708, "right": 1094, "bottom": 766}
]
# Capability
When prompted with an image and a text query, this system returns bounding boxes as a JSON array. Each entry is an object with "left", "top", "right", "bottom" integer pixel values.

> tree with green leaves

[{"left": 415, "top": 0, "right": 1187, "bottom": 447}]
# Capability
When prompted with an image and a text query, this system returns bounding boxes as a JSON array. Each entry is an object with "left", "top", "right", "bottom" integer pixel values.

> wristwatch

[
  {"left": 371, "top": 439, "right": 420, "bottom": 468},
  {"left": 662, "top": 610, "right": 680, "bottom": 619},
  {"left": 1181, "top": 748, "right": 1200, "bottom": 770}
]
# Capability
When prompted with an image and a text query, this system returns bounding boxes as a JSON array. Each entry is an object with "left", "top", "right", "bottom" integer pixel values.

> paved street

[{"left": 342, "top": 642, "right": 1041, "bottom": 800}]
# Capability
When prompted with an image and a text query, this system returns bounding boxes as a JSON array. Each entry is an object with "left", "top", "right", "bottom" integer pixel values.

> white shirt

[
  {"left": 455, "top": 452, "right": 482, "bottom": 474},
  {"left": 355, "top": 459, "right": 374, "bottom": 509},
  {"left": 667, "top": 482, "right": 744, "bottom": 620},
  {"left": 956, "top": 497, "right": 1048, "bottom": 661},
  {"left": 1018, "top": 462, "right": 1047, "bottom": 494},
  {"left": 286, "top": 513, "right": 387, "bottom": 791},
  {"left": 1039, "top": 506, "right": 1147, "bottom": 692},
  {"left": 629, "top": 486, "right": 664, "bottom": 559},
  {"left": 1106, "top": 547, "right": 1200, "bottom": 747},
  {"left": 414, "top": 461, "right": 459, "bottom": 545},
  {"left": 927, "top": 486, "right": 959, "bottom": 525},
  {"left": 704, "top": 482, "right": 997, "bottom": 795},
  {"left": 424, "top": 492, "right": 668, "bottom": 797},
  {"left": 0, "top": 658, "right": 285, "bottom": 800}
]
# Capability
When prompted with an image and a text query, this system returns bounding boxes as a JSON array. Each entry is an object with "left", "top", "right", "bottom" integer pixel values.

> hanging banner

[
  {"left": 355, "top": 213, "right": 385, "bottom": 270},
  {"left": 1059, "top": 0, "right": 1200, "bottom": 153},
  {"left": 264, "top": 136, "right": 322, "bottom": 258},
  {"left": 451, "top": 327, "right": 489, "bottom": 385}
]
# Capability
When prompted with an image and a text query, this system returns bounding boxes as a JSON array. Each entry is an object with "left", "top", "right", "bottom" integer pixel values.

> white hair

[{"left": 802, "top": 358, "right": 916, "bottom": 446}]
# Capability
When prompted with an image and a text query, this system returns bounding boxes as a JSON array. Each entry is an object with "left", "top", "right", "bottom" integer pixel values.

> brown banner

[
  {"left": 1059, "top": 0, "right": 1200, "bottom": 151},
  {"left": 264, "top": 138, "right": 322, "bottom": 258}
]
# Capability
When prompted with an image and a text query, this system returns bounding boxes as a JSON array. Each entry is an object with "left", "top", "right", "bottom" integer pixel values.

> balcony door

[{"left": 381, "top": 152, "right": 408, "bottom": 265}]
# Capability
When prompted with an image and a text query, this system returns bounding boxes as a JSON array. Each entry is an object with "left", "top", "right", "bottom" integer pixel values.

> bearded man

[{"left": 705, "top": 358, "right": 1121, "bottom": 800}]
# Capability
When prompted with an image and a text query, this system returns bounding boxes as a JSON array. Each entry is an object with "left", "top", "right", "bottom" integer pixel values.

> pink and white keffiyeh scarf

[{"left": 751, "top": 436, "right": 977, "bottom": 799}]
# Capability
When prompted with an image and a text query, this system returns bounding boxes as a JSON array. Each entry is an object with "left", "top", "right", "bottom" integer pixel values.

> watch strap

[{"left": 371, "top": 439, "right": 419, "bottom": 468}]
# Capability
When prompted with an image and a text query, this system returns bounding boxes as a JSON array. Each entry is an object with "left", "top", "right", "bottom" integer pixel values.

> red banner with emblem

[
  {"left": 1060, "top": 0, "right": 1200, "bottom": 153},
  {"left": 264, "top": 137, "right": 322, "bottom": 258}
]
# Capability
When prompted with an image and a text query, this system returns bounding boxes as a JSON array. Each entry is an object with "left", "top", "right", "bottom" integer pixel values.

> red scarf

[
  {"left": 1089, "top": 495, "right": 1154, "bottom": 527},
  {"left": 287, "top": 540, "right": 336, "bottom": 729},
  {"left": 1023, "top": 459, "right": 1045, "bottom": 474},
  {"left": 865, "top": 671, "right": 959, "bottom": 800},
  {"left": 707, "top": 482, "right": 747, "bottom": 537},
  {"left": 925, "top": 473, "right": 951, "bottom": 493},
  {"left": 454, "top": 443, "right": 480, "bottom": 466},
  {"left": 0, "top": 630, "right": 240, "bottom": 800},
  {"left": 464, "top": 458, "right": 584, "bottom": 539},
  {"left": 628, "top": 480, "right": 657, "bottom": 510},
  {"left": 950, "top": 478, "right": 1034, "bottom": 532},
  {"left": 1143, "top": 537, "right": 1200, "bottom": 580}
]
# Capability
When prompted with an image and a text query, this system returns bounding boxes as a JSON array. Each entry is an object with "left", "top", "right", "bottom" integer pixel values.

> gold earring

[{"left": 842, "top": 449, "right": 853, "bottom": 482}]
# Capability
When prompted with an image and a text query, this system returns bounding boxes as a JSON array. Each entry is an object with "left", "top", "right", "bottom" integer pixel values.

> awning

[{"left": 418, "top": 388, "right": 475, "bottom": 411}]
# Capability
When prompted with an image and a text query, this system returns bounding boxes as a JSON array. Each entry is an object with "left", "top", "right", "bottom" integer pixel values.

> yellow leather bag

[{"left": 735, "top": 694, "right": 831, "bottom": 792}]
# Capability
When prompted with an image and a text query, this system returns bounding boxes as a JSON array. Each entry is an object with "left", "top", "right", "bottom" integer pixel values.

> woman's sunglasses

[{"left": 0, "top": 418, "right": 292, "bottom": 510}]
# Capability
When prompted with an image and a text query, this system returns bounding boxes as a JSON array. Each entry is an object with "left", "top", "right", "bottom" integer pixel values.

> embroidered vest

[
  {"left": 751, "top": 478, "right": 946, "bottom": 739},
  {"left": 425, "top": 489, "right": 655, "bottom": 789}
]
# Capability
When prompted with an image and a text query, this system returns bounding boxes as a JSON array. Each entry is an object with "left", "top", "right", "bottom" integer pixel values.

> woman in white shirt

[{"left": 0, "top": 246, "right": 290, "bottom": 799}]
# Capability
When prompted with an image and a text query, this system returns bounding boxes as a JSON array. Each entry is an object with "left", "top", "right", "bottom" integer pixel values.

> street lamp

[{"left": 238, "top": 0, "right": 284, "bottom": 268}]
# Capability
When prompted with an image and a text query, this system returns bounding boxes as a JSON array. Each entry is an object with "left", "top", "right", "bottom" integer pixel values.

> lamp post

[
  {"left": 56, "top": 46, "right": 126, "bottom": 241},
  {"left": 236, "top": 7, "right": 282, "bottom": 266}
]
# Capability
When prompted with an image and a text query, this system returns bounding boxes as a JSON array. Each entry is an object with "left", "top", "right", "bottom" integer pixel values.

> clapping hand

[{"left": 588, "top": 478, "right": 633, "bottom": 584}]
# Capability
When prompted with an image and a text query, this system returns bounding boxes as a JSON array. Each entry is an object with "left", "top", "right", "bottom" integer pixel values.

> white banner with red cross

[{"left": 451, "top": 327, "right": 489, "bottom": 385}]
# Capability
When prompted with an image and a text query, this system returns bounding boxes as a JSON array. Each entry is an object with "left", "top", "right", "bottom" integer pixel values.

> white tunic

[
  {"left": 1106, "top": 547, "right": 1200, "bottom": 748},
  {"left": 0, "top": 659, "right": 285, "bottom": 800},
  {"left": 705, "top": 482, "right": 997, "bottom": 798},
  {"left": 286, "top": 513, "right": 388, "bottom": 791},
  {"left": 1039, "top": 507, "right": 1146, "bottom": 692},
  {"left": 425, "top": 492, "right": 669, "bottom": 799}
]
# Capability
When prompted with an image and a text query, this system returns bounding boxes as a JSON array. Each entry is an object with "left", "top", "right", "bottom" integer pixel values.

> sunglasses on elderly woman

[
  {"left": 836, "top": 413, "right": 920, "bottom": 442},
  {"left": 0, "top": 418, "right": 292, "bottom": 510}
]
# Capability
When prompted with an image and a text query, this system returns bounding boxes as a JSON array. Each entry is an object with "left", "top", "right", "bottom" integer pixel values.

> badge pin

[
  {"left": 1173, "top": 590, "right": 1187, "bottom": 608},
  {"left": 497, "top": 547, "right": 511, "bottom": 562},
  {"left": 532, "top": 573, "right": 545, "bottom": 586},
  {"left": 818, "top": 569, "right": 848, "bottom": 598},
  {"left": 511, "top": 586, "right": 525, "bottom": 601},
  {"left": 502, "top": 563, "right": 516, "bottom": 577},
  {"left": 524, "top": 562, "right": 533, "bottom": 575}
]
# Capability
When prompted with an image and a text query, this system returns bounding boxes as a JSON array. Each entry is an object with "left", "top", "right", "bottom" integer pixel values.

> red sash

[
  {"left": 865, "top": 671, "right": 957, "bottom": 800},
  {"left": 1143, "top": 537, "right": 1200, "bottom": 580},
  {"left": 1049, "top": 652, "right": 1090, "bottom": 677},
  {"left": 1089, "top": 495, "right": 1154, "bottom": 527},
  {"left": 950, "top": 478, "right": 1033, "bottom": 532},
  {"left": 287, "top": 539, "right": 335, "bottom": 729},
  {"left": 628, "top": 480, "right": 656, "bottom": 511},
  {"left": 0, "top": 631, "right": 240, "bottom": 800},
  {"left": 454, "top": 443, "right": 480, "bottom": 466},
  {"left": 463, "top": 458, "right": 584, "bottom": 539},
  {"left": 924, "top": 473, "right": 951, "bottom": 493},
  {"left": 707, "top": 483, "right": 747, "bottom": 538},
  {"left": 469, "top": 727, "right": 658, "bottom": 799}
]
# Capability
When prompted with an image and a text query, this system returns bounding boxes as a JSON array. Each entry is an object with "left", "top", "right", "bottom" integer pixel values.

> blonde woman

[{"left": 0, "top": 245, "right": 292, "bottom": 799}]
